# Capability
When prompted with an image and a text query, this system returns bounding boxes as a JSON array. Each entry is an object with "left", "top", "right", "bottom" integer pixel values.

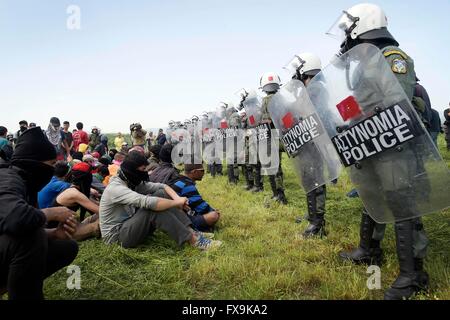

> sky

[{"left": 1, "top": 0, "right": 449, "bottom": 133}]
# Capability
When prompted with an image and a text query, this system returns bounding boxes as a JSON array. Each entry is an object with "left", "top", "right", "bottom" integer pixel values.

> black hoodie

[{"left": 0, "top": 165, "right": 47, "bottom": 236}]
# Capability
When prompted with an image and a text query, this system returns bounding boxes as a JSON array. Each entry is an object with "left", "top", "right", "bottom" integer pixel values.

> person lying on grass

[
  {"left": 170, "top": 163, "right": 220, "bottom": 232},
  {"left": 99, "top": 151, "right": 221, "bottom": 250},
  {"left": 51, "top": 162, "right": 101, "bottom": 241}
]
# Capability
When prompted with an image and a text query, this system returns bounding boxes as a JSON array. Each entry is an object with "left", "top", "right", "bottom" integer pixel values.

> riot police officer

[
  {"left": 224, "top": 103, "right": 241, "bottom": 185},
  {"left": 237, "top": 89, "right": 256, "bottom": 191},
  {"left": 260, "top": 72, "right": 287, "bottom": 204},
  {"left": 329, "top": 3, "right": 430, "bottom": 300},
  {"left": 290, "top": 53, "right": 329, "bottom": 237}
]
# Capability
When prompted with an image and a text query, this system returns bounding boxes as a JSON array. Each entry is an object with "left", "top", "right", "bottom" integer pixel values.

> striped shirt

[{"left": 171, "top": 176, "right": 213, "bottom": 216}]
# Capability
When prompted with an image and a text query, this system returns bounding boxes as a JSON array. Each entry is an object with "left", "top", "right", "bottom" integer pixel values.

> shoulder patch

[
  {"left": 384, "top": 50, "right": 408, "bottom": 59},
  {"left": 391, "top": 58, "right": 407, "bottom": 74}
]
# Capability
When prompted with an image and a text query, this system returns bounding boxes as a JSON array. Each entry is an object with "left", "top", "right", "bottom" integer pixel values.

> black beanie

[
  {"left": 11, "top": 127, "right": 56, "bottom": 162},
  {"left": 159, "top": 144, "right": 173, "bottom": 163}
]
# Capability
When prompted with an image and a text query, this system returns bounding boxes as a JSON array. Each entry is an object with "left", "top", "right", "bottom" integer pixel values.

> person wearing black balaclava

[
  {"left": 99, "top": 151, "right": 222, "bottom": 250},
  {"left": 147, "top": 144, "right": 162, "bottom": 172},
  {"left": 148, "top": 144, "right": 181, "bottom": 184},
  {"left": 13, "top": 120, "right": 28, "bottom": 146},
  {"left": 0, "top": 127, "right": 78, "bottom": 300}
]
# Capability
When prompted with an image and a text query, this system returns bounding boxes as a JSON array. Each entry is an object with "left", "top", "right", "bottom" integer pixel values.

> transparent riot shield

[
  {"left": 243, "top": 93, "right": 263, "bottom": 128},
  {"left": 224, "top": 108, "right": 245, "bottom": 166},
  {"left": 268, "top": 79, "right": 342, "bottom": 193},
  {"left": 307, "top": 43, "right": 450, "bottom": 223}
]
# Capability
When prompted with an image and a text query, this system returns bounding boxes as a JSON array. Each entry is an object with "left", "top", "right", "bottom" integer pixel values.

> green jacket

[
  {"left": 381, "top": 45, "right": 416, "bottom": 102},
  {"left": 261, "top": 94, "right": 275, "bottom": 126},
  {"left": 381, "top": 45, "right": 429, "bottom": 126}
]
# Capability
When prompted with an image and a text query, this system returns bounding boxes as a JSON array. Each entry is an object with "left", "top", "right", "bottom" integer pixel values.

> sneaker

[
  {"left": 193, "top": 235, "right": 222, "bottom": 251},
  {"left": 194, "top": 231, "right": 215, "bottom": 239}
]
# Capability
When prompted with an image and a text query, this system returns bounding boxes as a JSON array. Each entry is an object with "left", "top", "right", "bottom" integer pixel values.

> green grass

[{"left": 43, "top": 136, "right": 450, "bottom": 300}]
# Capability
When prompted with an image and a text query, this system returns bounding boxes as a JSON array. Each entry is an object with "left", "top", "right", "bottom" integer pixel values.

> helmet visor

[
  {"left": 235, "top": 88, "right": 248, "bottom": 99},
  {"left": 283, "top": 55, "right": 303, "bottom": 78},
  {"left": 326, "top": 10, "right": 358, "bottom": 42}
]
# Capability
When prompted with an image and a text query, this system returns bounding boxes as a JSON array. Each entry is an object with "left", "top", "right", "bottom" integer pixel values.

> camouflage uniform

[
  {"left": 245, "top": 116, "right": 263, "bottom": 192},
  {"left": 261, "top": 94, "right": 286, "bottom": 203}
]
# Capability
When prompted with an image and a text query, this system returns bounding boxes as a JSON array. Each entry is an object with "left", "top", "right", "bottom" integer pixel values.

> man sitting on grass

[
  {"left": 0, "top": 127, "right": 78, "bottom": 300},
  {"left": 170, "top": 163, "right": 220, "bottom": 232},
  {"left": 99, "top": 151, "right": 221, "bottom": 250}
]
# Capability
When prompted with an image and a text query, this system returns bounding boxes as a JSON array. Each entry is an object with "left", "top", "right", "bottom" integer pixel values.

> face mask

[
  {"left": 12, "top": 159, "right": 55, "bottom": 192},
  {"left": 20, "top": 126, "right": 27, "bottom": 132},
  {"left": 119, "top": 168, "right": 149, "bottom": 189}
]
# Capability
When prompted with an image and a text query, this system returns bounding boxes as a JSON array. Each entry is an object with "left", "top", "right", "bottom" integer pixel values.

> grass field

[{"left": 43, "top": 136, "right": 450, "bottom": 300}]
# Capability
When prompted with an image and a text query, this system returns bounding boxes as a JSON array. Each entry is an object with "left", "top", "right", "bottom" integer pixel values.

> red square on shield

[
  {"left": 249, "top": 115, "right": 255, "bottom": 126},
  {"left": 220, "top": 121, "right": 228, "bottom": 129},
  {"left": 282, "top": 112, "right": 294, "bottom": 129},
  {"left": 336, "top": 96, "right": 361, "bottom": 121}
]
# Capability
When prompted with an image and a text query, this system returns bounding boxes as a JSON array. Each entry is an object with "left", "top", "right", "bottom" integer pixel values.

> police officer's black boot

[
  {"left": 269, "top": 175, "right": 278, "bottom": 200},
  {"left": 210, "top": 163, "right": 216, "bottom": 178},
  {"left": 251, "top": 165, "right": 263, "bottom": 192},
  {"left": 384, "top": 220, "right": 428, "bottom": 300},
  {"left": 233, "top": 165, "right": 240, "bottom": 184},
  {"left": 227, "top": 164, "right": 236, "bottom": 184},
  {"left": 276, "top": 188, "right": 288, "bottom": 205},
  {"left": 303, "top": 187, "right": 326, "bottom": 238},
  {"left": 243, "top": 166, "right": 254, "bottom": 191},
  {"left": 339, "top": 211, "right": 383, "bottom": 265},
  {"left": 217, "top": 163, "right": 223, "bottom": 176}
]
